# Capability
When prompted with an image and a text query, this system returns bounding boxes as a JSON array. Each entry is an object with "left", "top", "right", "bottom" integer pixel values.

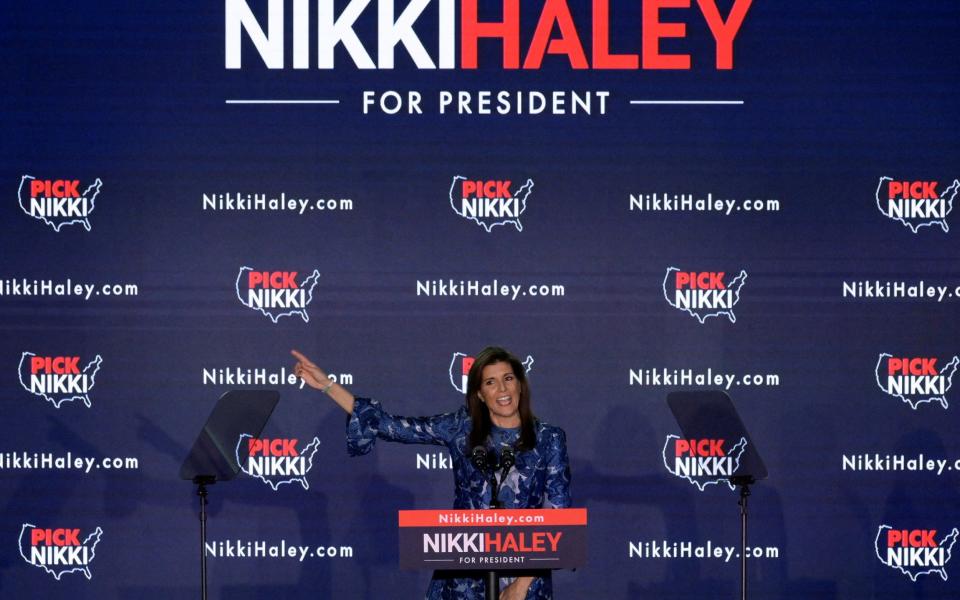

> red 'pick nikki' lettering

[
  {"left": 30, "top": 356, "right": 81, "bottom": 374},
  {"left": 31, "top": 528, "right": 81, "bottom": 546},
  {"left": 248, "top": 438, "right": 300, "bottom": 457},
  {"left": 675, "top": 272, "right": 725, "bottom": 290},
  {"left": 675, "top": 439, "right": 725, "bottom": 457},
  {"left": 30, "top": 180, "right": 81, "bottom": 198},
  {"left": 248, "top": 272, "right": 299, "bottom": 289},
  {"left": 887, "top": 357, "right": 937, "bottom": 376},
  {"left": 888, "top": 181, "right": 938, "bottom": 200},
  {"left": 461, "top": 181, "right": 512, "bottom": 198},
  {"left": 888, "top": 529, "right": 937, "bottom": 548}
]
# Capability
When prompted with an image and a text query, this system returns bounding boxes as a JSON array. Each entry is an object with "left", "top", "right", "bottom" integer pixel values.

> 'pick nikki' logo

[
  {"left": 876, "top": 177, "right": 959, "bottom": 233},
  {"left": 662, "top": 436, "right": 748, "bottom": 491},
  {"left": 875, "top": 354, "right": 959, "bottom": 410},
  {"left": 449, "top": 176, "right": 534, "bottom": 232},
  {"left": 448, "top": 352, "right": 534, "bottom": 393},
  {"left": 236, "top": 435, "right": 322, "bottom": 491},
  {"left": 875, "top": 526, "right": 959, "bottom": 581},
  {"left": 18, "top": 176, "right": 102, "bottom": 232},
  {"left": 663, "top": 268, "right": 747, "bottom": 323},
  {"left": 235, "top": 267, "right": 321, "bottom": 323},
  {"left": 18, "top": 353, "right": 103, "bottom": 409},
  {"left": 19, "top": 525, "right": 104, "bottom": 580}
]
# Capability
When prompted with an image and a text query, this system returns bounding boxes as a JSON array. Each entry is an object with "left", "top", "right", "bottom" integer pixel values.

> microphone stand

[{"left": 473, "top": 447, "right": 513, "bottom": 600}]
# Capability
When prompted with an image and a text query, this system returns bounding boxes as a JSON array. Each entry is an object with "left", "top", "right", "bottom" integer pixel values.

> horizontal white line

[
  {"left": 225, "top": 99, "right": 340, "bottom": 105},
  {"left": 423, "top": 559, "right": 455, "bottom": 562},
  {"left": 630, "top": 100, "right": 744, "bottom": 105},
  {"left": 529, "top": 558, "right": 561, "bottom": 561}
]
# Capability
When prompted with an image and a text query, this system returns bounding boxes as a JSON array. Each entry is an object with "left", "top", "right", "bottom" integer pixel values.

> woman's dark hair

[{"left": 466, "top": 346, "right": 536, "bottom": 452}]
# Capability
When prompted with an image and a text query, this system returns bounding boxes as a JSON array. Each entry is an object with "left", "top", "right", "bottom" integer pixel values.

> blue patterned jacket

[{"left": 347, "top": 398, "right": 572, "bottom": 599}]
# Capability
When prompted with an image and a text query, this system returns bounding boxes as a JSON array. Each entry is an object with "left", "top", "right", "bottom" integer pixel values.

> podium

[{"left": 399, "top": 508, "right": 587, "bottom": 598}]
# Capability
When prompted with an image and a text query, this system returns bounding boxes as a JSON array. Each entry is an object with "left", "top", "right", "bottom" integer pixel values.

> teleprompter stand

[
  {"left": 179, "top": 390, "right": 280, "bottom": 600},
  {"left": 730, "top": 474, "right": 755, "bottom": 600},
  {"left": 667, "top": 391, "right": 767, "bottom": 600}
]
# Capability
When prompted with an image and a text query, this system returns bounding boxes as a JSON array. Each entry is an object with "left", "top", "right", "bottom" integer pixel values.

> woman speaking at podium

[{"left": 292, "top": 346, "right": 571, "bottom": 600}]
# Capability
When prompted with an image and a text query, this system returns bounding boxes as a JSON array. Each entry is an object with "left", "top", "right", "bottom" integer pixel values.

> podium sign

[{"left": 398, "top": 508, "right": 587, "bottom": 571}]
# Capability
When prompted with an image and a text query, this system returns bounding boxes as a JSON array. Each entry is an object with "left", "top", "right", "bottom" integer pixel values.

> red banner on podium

[{"left": 398, "top": 508, "right": 587, "bottom": 571}]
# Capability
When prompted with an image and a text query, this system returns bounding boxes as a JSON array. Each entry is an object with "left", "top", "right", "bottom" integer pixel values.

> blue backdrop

[{"left": 3, "top": 0, "right": 960, "bottom": 598}]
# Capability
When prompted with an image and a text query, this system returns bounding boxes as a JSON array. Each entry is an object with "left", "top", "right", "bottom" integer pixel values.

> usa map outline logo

[
  {"left": 662, "top": 435, "right": 748, "bottom": 492},
  {"left": 235, "top": 267, "right": 321, "bottom": 323},
  {"left": 235, "top": 434, "right": 322, "bottom": 491},
  {"left": 662, "top": 267, "right": 748, "bottom": 324},
  {"left": 19, "top": 524, "right": 104, "bottom": 580},
  {"left": 876, "top": 176, "right": 959, "bottom": 233},
  {"left": 18, "top": 175, "right": 103, "bottom": 232},
  {"left": 875, "top": 525, "right": 959, "bottom": 581},
  {"left": 874, "top": 353, "right": 960, "bottom": 410},
  {"left": 17, "top": 352, "right": 104, "bottom": 409},
  {"left": 449, "top": 176, "right": 534, "bottom": 232}
]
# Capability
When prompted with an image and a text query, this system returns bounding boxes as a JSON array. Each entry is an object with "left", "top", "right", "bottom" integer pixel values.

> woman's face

[{"left": 478, "top": 361, "right": 521, "bottom": 428}]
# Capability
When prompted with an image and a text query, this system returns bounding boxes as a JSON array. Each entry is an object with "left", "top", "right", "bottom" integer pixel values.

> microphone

[
  {"left": 500, "top": 447, "right": 515, "bottom": 472},
  {"left": 499, "top": 447, "right": 515, "bottom": 481},
  {"left": 471, "top": 446, "right": 506, "bottom": 472},
  {"left": 470, "top": 446, "right": 489, "bottom": 472}
]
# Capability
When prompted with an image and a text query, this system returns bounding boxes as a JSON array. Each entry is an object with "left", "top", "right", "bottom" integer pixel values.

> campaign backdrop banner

[{"left": 3, "top": 0, "right": 960, "bottom": 598}]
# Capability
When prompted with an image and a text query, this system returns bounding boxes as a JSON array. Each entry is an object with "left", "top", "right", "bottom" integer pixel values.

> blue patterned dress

[{"left": 347, "top": 398, "right": 572, "bottom": 600}]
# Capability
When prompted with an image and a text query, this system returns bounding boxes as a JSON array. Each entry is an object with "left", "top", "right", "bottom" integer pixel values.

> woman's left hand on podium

[{"left": 500, "top": 576, "right": 533, "bottom": 600}]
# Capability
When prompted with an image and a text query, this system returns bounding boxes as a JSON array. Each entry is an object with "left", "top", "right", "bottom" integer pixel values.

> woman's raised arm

[{"left": 291, "top": 349, "right": 355, "bottom": 414}]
